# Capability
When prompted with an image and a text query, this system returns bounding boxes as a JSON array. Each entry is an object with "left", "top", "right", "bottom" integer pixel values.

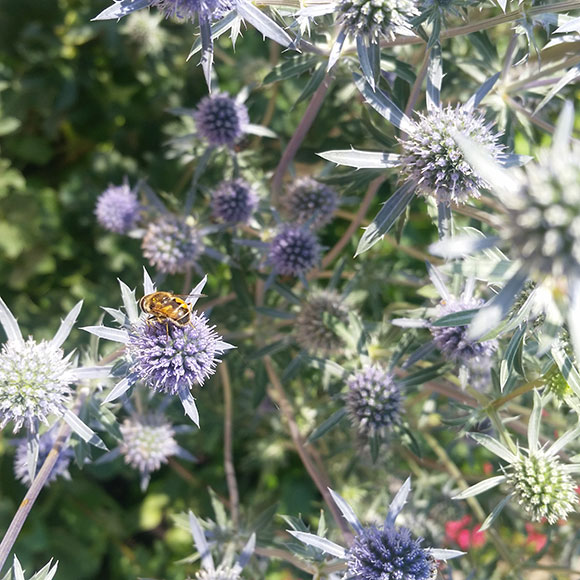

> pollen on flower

[
  {"left": 195, "top": 565, "right": 241, "bottom": 580},
  {"left": 400, "top": 105, "right": 504, "bottom": 205},
  {"left": 14, "top": 429, "right": 74, "bottom": 486},
  {"left": 282, "top": 177, "right": 338, "bottom": 230},
  {"left": 347, "top": 524, "right": 437, "bottom": 580},
  {"left": 211, "top": 178, "right": 258, "bottom": 224},
  {"left": 95, "top": 183, "right": 141, "bottom": 234},
  {"left": 346, "top": 364, "right": 402, "bottom": 438},
  {"left": 193, "top": 93, "right": 249, "bottom": 148},
  {"left": 0, "top": 338, "right": 74, "bottom": 434},
  {"left": 505, "top": 450, "right": 578, "bottom": 524},
  {"left": 267, "top": 225, "right": 321, "bottom": 277},
  {"left": 150, "top": 0, "right": 233, "bottom": 22},
  {"left": 126, "top": 313, "right": 227, "bottom": 395},
  {"left": 119, "top": 413, "right": 179, "bottom": 475},
  {"left": 294, "top": 290, "right": 349, "bottom": 356},
  {"left": 337, "top": 0, "right": 418, "bottom": 41},
  {"left": 141, "top": 215, "right": 204, "bottom": 274}
]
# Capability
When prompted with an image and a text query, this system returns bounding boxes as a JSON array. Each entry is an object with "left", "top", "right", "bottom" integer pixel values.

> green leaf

[
  {"left": 307, "top": 408, "right": 347, "bottom": 443},
  {"left": 263, "top": 55, "right": 319, "bottom": 84}
]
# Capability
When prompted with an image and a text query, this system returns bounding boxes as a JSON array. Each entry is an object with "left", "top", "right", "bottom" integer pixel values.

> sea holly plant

[
  {"left": 289, "top": 478, "right": 464, "bottom": 578},
  {"left": 454, "top": 391, "right": 580, "bottom": 529},
  {"left": 0, "top": 557, "right": 58, "bottom": 580},
  {"left": 82, "top": 269, "right": 234, "bottom": 427}
]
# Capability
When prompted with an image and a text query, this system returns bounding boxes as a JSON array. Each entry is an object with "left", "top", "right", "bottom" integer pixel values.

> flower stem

[
  {"left": 271, "top": 73, "right": 334, "bottom": 201},
  {"left": 263, "top": 356, "right": 353, "bottom": 543},
  {"left": 219, "top": 362, "right": 240, "bottom": 528}
]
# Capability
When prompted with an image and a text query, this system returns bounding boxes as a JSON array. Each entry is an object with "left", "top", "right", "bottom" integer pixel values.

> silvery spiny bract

[{"left": 151, "top": 0, "right": 233, "bottom": 21}]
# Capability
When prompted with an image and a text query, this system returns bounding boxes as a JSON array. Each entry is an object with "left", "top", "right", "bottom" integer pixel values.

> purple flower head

[
  {"left": 294, "top": 290, "right": 349, "bottom": 356},
  {"left": 400, "top": 105, "right": 504, "bottom": 205},
  {"left": 14, "top": 429, "right": 73, "bottom": 486},
  {"left": 211, "top": 178, "right": 258, "bottom": 224},
  {"left": 151, "top": 0, "right": 234, "bottom": 21},
  {"left": 346, "top": 364, "right": 403, "bottom": 438},
  {"left": 119, "top": 412, "right": 179, "bottom": 476},
  {"left": 347, "top": 525, "right": 436, "bottom": 580},
  {"left": 430, "top": 296, "right": 498, "bottom": 365},
  {"left": 283, "top": 177, "right": 339, "bottom": 230},
  {"left": 268, "top": 225, "right": 321, "bottom": 277},
  {"left": 127, "top": 312, "right": 228, "bottom": 395},
  {"left": 0, "top": 338, "right": 74, "bottom": 434},
  {"left": 193, "top": 93, "right": 249, "bottom": 148},
  {"left": 95, "top": 182, "right": 141, "bottom": 234},
  {"left": 141, "top": 215, "right": 204, "bottom": 274}
]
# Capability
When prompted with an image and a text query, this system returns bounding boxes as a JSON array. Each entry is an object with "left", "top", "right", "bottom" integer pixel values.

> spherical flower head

[
  {"left": 14, "top": 429, "right": 73, "bottom": 486},
  {"left": 211, "top": 179, "right": 258, "bottom": 224},
  {"left": 127, "top": 313, "right": 226, "bottom": 395},
  {"left": 283, "top": 177, "right": 339, "bottom": 230},
  {"left": 545, "top": 371, "right": 572, "bottom": 403},
  {"left": 337, "top": 0, "right": 418, "bottom": 41},
  {"left": 142, "top": 216, "right": 203, "bottom": 275},
  {"left": 347, "top": 524, "right": 437, "bottom": 580},
  {"left": 505, "top": 449, "right": 578, "bottom": 524},
  {"left": 267, "top": 225, "right": 321, "bottom": 277},
  {"left": 193, "top": 94, "right": 249, "bottom": 148},
  {"left": 400, "top": 105, "right": 504, "bottom": 205},
  {"left": 195, "top": 565, "right": 241, "bottom": 580},
  {"left": 0, "top": 338, "right": 74, "bottom": 433},
  {"left": 151, "top": 0, "right": 233, "bottom": 22},
  {"left": 95, "top": 183, "right": 141, "bottom": 234},
  {"left": 119, "top": 413, "right": 179, "bottom": 475},
  {"left": 294, "top": 290, "right": 349, "bottom": 356},
  {"left": 504, "top": 144, "right": 580, "bottom": 278},
  {"left": 122, "top": 11, "right": 167, "bottom": 55},
  {"left": 430, "top": 296, "right": 498, "bottom": 364},
  {"left": 346, "top": 364, "right": 402, "bottom": 437}
]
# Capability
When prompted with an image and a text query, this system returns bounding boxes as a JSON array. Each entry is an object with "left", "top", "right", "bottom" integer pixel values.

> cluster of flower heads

[
  {"left": 211, "top": 178, "right": 258, "bottom": 225},
  {"left": 346, "top": 364, "right": 403, "bottom": 438},
  {"left": 282, "top": 177, "right": 338, "bottom": 230},
  {"left": 400, "top": 105, "right": 505, "bottom": 205},
  {"left": 290, "top": 478, "right": 463, "bottom": 579}
]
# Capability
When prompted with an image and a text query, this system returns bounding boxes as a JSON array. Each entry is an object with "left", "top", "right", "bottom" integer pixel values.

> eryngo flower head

[
  {"left": 337, "top": 0, "right": 418, "bottom": 41},
  {"left": 151, "top": 0, "right": 233, "bottom": 21},
  {"left": 95, "top": 182, "right": 141, "bottom": 234},
  {"left": 294, "top": 290, "right": 349, "bottom": 356},
  {"left": 430, "top": 296, "right": 498, "bottom": 364},
  {"left": 127, "top": 311, "right": 228, "bottom": 395},
  {"left": 119, "top": 412, "right": 179, "bottom": 476},
  {"left": 503, "top": 142, "right": 580, "bottom": 278},
  {"left": 400, "top": 105, "right": 504, "bottom": 205},
  {"left": 289, "top": 479, "right": 463, "bottom": 575},
  {"left": 0, "top": 300, "right": 84, "bottom": 434},
  {"left": 283, "top": 177, "right": 338, "bottom": 230},
  {"left": 455, "top": 391, "right": 580, "bottom": 526},
  {"left": 121, "top": 11, "right": 167, "bottom": 55},
  {"left": 193, "top": 93, "right": 249, "bottom": 148},
  {"left": 14, "top": 429, "right": 73, "bottom": 486},
  {"left": 211, "top": 179, "right": 258, "bottom": 224},
  {"left": 142, "top": 215, "right": 204, "bottom": 274},
  {"left": 195, "top": 565, "right": 241, "bottom": 580},
  {"left": 346, "top": 364, "right": 403, "bottom": 437},
  {"left": 267, "top": 225, "right": 321, "bottom": 277}
]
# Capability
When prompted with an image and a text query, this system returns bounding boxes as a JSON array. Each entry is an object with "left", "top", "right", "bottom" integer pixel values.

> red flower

[
  {"left": 445, "top": 515, "right": 486, "bottom": 550},
  {"left": 525, "top": 523, "right": 547, "bottom": 552}
]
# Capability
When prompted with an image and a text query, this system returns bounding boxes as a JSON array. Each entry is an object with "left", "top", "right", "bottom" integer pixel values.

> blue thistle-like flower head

[
  {"left": 347, "top": 524, "right": 437, "bottom": 580},
  {"left": 0, "top": 338, "right": 74, "bottom": 434},
  {"left": 211, "top": 178, "right": 258, "bottom": 224},
  {"left": 267, "top": 225, "right": 321, "bottom": 277},
  {"left": 126, "top": 314, "right": 228, "bottom": 395},
  {"left": 14, "top": 429, "right": 74, "bottom": 486},
  {"left": 119, "top": 412, "right": 179, "bottom": 476},
  {"left": 283, "top": 177, "right": 339, "bottom": 229},
  {"left": 141, "top": 215, "right": 204, "bottom": 274},
  {"left": 430, "top": 297, "right": 498, "bottom": 364},
  {"left": 151, "top": 0, "right": 234, "bottom": 22},
  {"left": 337, "top": 0, "right": 418, "bottom": 41},
  {"left": 193, "top": 93, "right": 249, "bottom": 148},
  {"left": 346, "top": 364, "right": 403, "bottom": 437},
  {"left": 95, "top": 182, "right": 141, "bottom": 234},
  {"left": 401, "top": 105, "right": 504, "bottom": 205}
]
